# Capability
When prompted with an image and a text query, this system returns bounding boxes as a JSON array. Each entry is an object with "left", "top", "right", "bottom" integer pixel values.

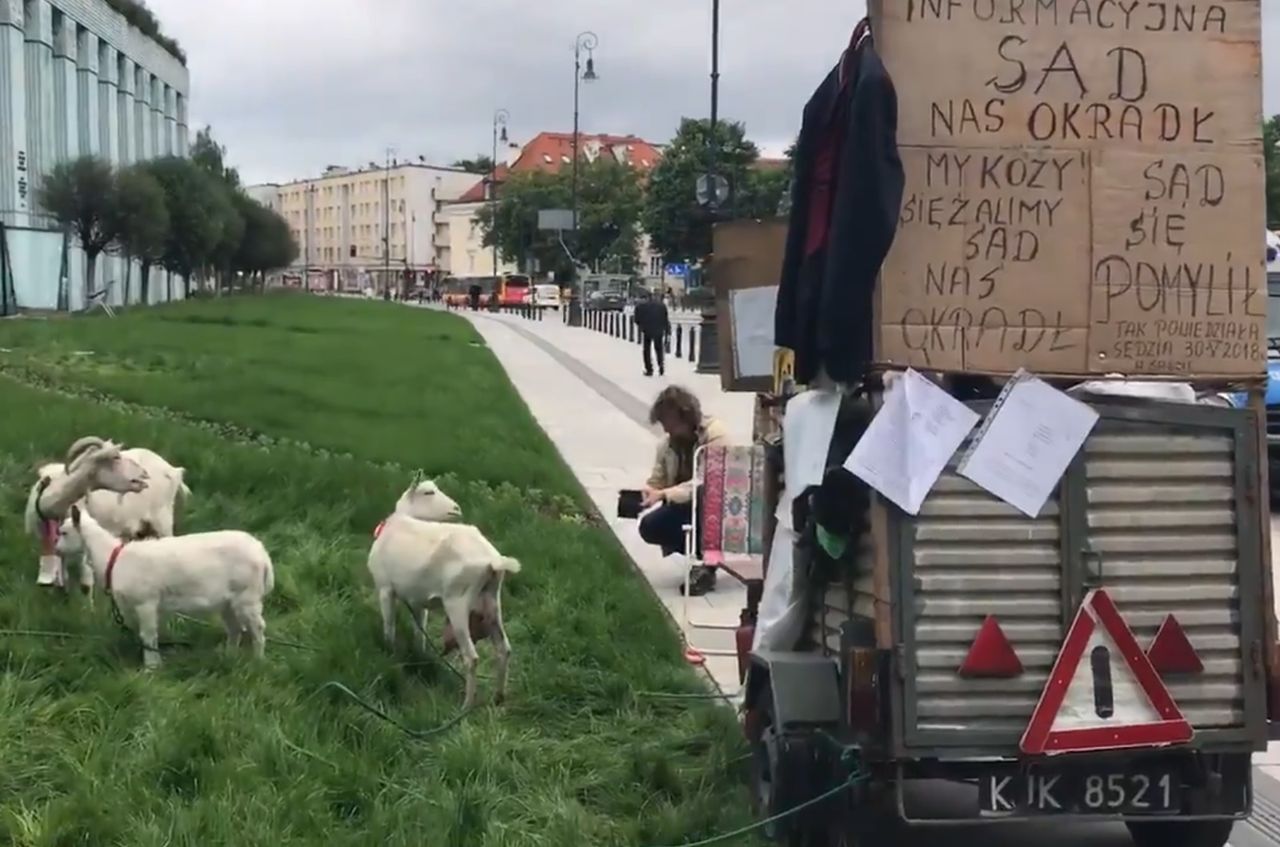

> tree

[
  {"left": 477, "top": 170, "right": 571, "bottom": 278},
  {"left": 1265, "top": 116, "right": 1279, "bottom": 229},
  {"left": 575, "top": 159, "right": 645, "bottom": 275},
  {"left": 207, "top": 183, "right": 245, "bottom": 293},
  {"left": 36, "top": 155, "right": 117, "bottom": 301},
  {"left": 642, "top": 118, "right": 762, "bottom": 264},
  {"left": 141, "top": 156, "right": 227, "bottom": 297},
  {"left": 191, "top": 125, "right": 241, "bottom": 191},
  {"left": 476, "top": 159, "right": 645, "bottom": 279},
  {"left": 233, "top": 194, "right": 298, "bottom": 290},
  {"left": 452, "top": 155, "right": 495, "bottom": 175},
  {"left": 738, "top": 165, "right": 791, "bottom": 220},
  {"left": 107, "top": 164, "right": 169, "bottom": 305}
]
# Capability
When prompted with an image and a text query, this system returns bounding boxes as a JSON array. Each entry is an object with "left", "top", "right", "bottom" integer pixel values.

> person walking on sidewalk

[
  {"left": 639, "top": 386, "right": 729, "bottom": 596},
  {"left": 632, "top": 290, "right": 671, "bottom": 377}
]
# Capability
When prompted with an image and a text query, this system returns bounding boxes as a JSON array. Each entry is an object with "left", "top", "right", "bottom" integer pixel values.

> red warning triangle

[
  {"left": 1146, "top": 615, "right": 1204, "bottom": 675},
  {"left": 1021, "top": 589, "right": 1193, "bottom": 756},
  {"left": 958, "top": 616, "right": 1023, "bottom": 678}
]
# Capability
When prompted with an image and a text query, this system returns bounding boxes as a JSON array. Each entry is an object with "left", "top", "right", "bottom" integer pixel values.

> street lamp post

[
  {"left": 491, "top": 109, "right": 509, "bottom": 283},
  {"left": 697, "top": 0, "right": 723, "bottom": 374},
  {"left": 569, "top": 30, "right": 598, "bottom": 327},
  {"left": 383, "top": 147, "right": 393, "bottom": 301}
]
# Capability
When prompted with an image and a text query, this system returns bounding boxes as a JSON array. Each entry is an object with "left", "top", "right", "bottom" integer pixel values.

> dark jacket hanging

[{"left": 774, "top": 35, "right": 904, "bottom": 386}]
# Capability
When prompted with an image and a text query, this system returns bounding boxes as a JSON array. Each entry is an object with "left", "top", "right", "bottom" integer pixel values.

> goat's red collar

[{"left": 105, "top": 542, "right": 127, "bottom": 594}]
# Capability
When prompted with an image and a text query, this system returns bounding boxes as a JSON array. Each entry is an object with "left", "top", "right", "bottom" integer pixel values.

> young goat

[
  {"left": 56, "top": 506, "right": 274, "bottom": 669},
  {"left": 27, "top": 439, "right": 191, "bottom": 594},
  {"left": 24, "top": 438, "right": 150, "bottom": 591},
  {"left": 367, "top": 481, "right": 518, "bottom": 708}
]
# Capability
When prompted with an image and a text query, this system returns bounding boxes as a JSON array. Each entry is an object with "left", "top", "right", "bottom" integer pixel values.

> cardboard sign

[
  {"left": 711, "top": 219, "right": 788, "bottom": 392},
  {"left": 869, "top": 0, "right": 1266, "bottom": 378}
]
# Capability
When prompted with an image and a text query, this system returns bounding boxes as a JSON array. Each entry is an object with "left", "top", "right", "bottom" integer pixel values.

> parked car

[
  {"left": 532, "top": 284, "right": 562, "bottom": 309},
  {"left": 587, "top": 290, "right": 626, "bottom": 311}
]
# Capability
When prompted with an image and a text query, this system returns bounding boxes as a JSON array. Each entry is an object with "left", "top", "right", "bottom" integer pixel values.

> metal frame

[
  {"left": 681, "top": 443, "right": 766, "bottom": 664},
  {"left": 85, "top": 280, "right": 118, "bottom": 318},
  {"left": 890, "top": 398, "right": 1268, "bottom": 757}
]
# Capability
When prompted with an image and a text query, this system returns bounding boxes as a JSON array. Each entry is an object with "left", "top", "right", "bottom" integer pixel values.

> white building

[
  {"left": 247, "top": 162, "right": 476, "bottom": 293},
  {"left": 2, "top": 0, "right": 190, "bottom": 310}
]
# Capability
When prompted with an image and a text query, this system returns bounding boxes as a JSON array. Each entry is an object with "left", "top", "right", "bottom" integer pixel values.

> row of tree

[
  {"left": 476, "top": 118, "right": 792, "bottom": 280},
  {"left": 37, "top": 128, "right": 297, "bottom": 308}
]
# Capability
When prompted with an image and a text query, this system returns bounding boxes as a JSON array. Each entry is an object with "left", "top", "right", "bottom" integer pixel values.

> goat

[
  {"left": 367, "top": 490, "right": 519, "bottom": 708},
  {"left": 23, "top": 438, "right": 150, "bottom": 591},
  {"left": 374, "top": 479, "right": 463, "bottom": 538},
  {"left": 27, "top": 438, "right": 192, "bottom": 594},
  {"left": 56, "top": 505, "right": 274, "bottom": 669}
]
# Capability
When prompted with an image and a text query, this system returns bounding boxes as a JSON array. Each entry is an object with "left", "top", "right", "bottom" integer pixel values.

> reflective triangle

[
  {"left": 959, "top": 615, "right": 1023, "bottom": 678},
  {"left": 1146, "top": 615, "right": 1204, "bottom": 675}
]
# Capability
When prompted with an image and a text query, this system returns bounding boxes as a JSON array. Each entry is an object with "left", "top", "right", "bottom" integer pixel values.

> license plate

[{"left": 979, "top": 768, "right": 1181, "bottom": 816}]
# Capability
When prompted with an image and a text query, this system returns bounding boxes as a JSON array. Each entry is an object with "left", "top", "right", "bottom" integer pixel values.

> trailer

[{"left": 737, "top": 389, "right": 1274, "bottom": 847}]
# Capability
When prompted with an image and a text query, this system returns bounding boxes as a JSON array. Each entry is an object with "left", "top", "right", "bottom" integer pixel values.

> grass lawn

[{"left": 0, "top": 295, "right": 759, "bottom": 847}]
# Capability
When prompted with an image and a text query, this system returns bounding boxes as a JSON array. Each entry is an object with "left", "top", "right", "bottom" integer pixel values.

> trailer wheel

[
  {"left": 1125, "top": 819, "right": 1233, "bottom": 847},
  {"left": 749, "top": 693, "right": 875, "bottom": 846}
]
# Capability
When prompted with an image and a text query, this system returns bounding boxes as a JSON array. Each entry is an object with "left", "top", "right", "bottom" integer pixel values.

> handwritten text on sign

[{"left": 872, "top": 0, "right": 1265, "bottom": 376}]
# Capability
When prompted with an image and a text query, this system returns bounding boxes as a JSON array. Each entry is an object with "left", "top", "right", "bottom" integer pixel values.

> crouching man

[{"left": 639, "top": 386, "right": 729, "bottom": 596}]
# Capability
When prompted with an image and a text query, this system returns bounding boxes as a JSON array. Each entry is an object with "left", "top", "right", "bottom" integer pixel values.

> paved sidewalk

[{"left": 457, "top": 308, "right": 755, "bottom": 693}]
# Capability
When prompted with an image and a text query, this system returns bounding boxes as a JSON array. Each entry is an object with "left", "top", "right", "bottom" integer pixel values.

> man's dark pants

[
  {"left": 639, "top": 501, "right": 700, "bottom": 557},
  {"left": 642, "top": 332, "right": 666, "bottom": 375}
]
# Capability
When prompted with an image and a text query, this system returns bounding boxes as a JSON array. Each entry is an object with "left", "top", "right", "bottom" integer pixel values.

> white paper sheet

[
  {"left": 959, "top": 375, "right": 1100, "bottom": 518},
  {"left": 782, "top": 389, "right": 843, "bottom": 505},
  {"left": 730, "top": 286, "right": 779, "bottom": 378},
  {"left": 843, "top": 369, "right": 980, "bottom": 515}
]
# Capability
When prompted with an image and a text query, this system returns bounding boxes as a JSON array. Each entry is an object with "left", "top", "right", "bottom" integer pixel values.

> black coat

[
  {"left": 633, "top": 301, "right": 670, "bottom": 337},
  {"left": 774, "top": 38, "right": 904, "bottom": 386}
]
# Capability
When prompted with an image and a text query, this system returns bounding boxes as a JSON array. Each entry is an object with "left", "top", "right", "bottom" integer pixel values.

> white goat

[
  {"left": 26, "top": 438, "right": 192, "bottom": 594},
  {"left": 374, "top": 479, "right": 463, "bottom": 537},
  {"left": 56, "top": 505, "right": 275, "bottom": 669},
  {"left": 23, "top": 438, "right": 150, "bottom": 591},
  {"left": 367, "top": 481, "right": 518, "bottom": 708}
]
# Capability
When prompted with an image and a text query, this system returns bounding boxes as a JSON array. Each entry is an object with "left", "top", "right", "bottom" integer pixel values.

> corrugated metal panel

[
  {"left": 905, "top": 421, "right": 1249, "bottom": 741},
  {"left": 1085, "top": 428, "right": 1244, "bottom": 729},
  {"left": 911, "top": 471, "right": 1063, "bottom": 733}
]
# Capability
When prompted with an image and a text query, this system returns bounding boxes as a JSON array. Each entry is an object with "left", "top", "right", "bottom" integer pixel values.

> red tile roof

[{"left": 457, "top": 132, "right": 664, "bottom": 202}]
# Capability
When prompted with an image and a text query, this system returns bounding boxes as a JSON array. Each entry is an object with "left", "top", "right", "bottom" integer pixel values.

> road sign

[
  {"left": 537, "top": 209, "right": 576, "bottom": 232},
  {"left": 1021, "top": 589, "right": 1192, "bottom": 756},
  {"left": 664, "top": 263, "right": 689, "bottom": 278}
]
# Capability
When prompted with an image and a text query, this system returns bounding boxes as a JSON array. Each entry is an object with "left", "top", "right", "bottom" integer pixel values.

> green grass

[{"left": 0, "top": 295, "right": 759, "bottom": 847}]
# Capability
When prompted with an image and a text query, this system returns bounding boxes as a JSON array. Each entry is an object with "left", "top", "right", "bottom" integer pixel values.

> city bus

[{"left": 497, "top": 274, "right": 531, "bottom": 306}]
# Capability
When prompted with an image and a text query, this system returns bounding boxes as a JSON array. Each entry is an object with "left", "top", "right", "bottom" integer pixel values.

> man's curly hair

[{"left": 649, "top": 385, "right": 702, "bottom": 432}]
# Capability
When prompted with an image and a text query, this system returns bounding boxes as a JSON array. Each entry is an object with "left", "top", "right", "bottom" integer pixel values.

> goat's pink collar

[
  {"left": 105, "top": 542, "right": 127, "bottom": 594},
  {"left": 374, "top": 519, "right": 388, "bottom": 539}
]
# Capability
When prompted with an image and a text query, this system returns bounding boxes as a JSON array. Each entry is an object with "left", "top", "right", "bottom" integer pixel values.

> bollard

[
  {"left": 687, "top": 326, "right": 697, "bottom": 361},
  {"left": 675, "top": 325, "right": 683, "bottom": 358},
  {"left": 665, "top": 330, "right": 672, "bottom": 355}
]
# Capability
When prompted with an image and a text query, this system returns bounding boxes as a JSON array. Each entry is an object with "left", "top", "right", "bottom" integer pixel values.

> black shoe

[{"left": 679, "top": 566, "right": 717, "bottom": 597}]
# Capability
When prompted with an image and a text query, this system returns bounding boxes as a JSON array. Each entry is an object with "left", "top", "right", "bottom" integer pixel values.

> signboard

[
  {"left": 711, "top": 219, "right": 787, "bottom": 392},
  {"left": 869, "top": 0, "right": 1266, "bottom": 378},
  {"left": 665, "top": 262, "right": 690, "bottom": 278}
]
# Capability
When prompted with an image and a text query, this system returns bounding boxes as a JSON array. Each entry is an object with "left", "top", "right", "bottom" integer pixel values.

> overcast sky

[{"left": 144, "top": 0, "right": 1280, "bottom": 187}]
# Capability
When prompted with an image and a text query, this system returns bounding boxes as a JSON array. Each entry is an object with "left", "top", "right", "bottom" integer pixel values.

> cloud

[{"left": 144, "top": 0, "right": 1279, "bottom": 185}]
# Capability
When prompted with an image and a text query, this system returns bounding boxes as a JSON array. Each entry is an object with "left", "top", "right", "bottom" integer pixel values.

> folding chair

[
  {"left": 85, "top": 281, "right": 117, "bottom": 317},
  {"left": 681, "top": 443, "right": 767, "bottom": 667}
]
